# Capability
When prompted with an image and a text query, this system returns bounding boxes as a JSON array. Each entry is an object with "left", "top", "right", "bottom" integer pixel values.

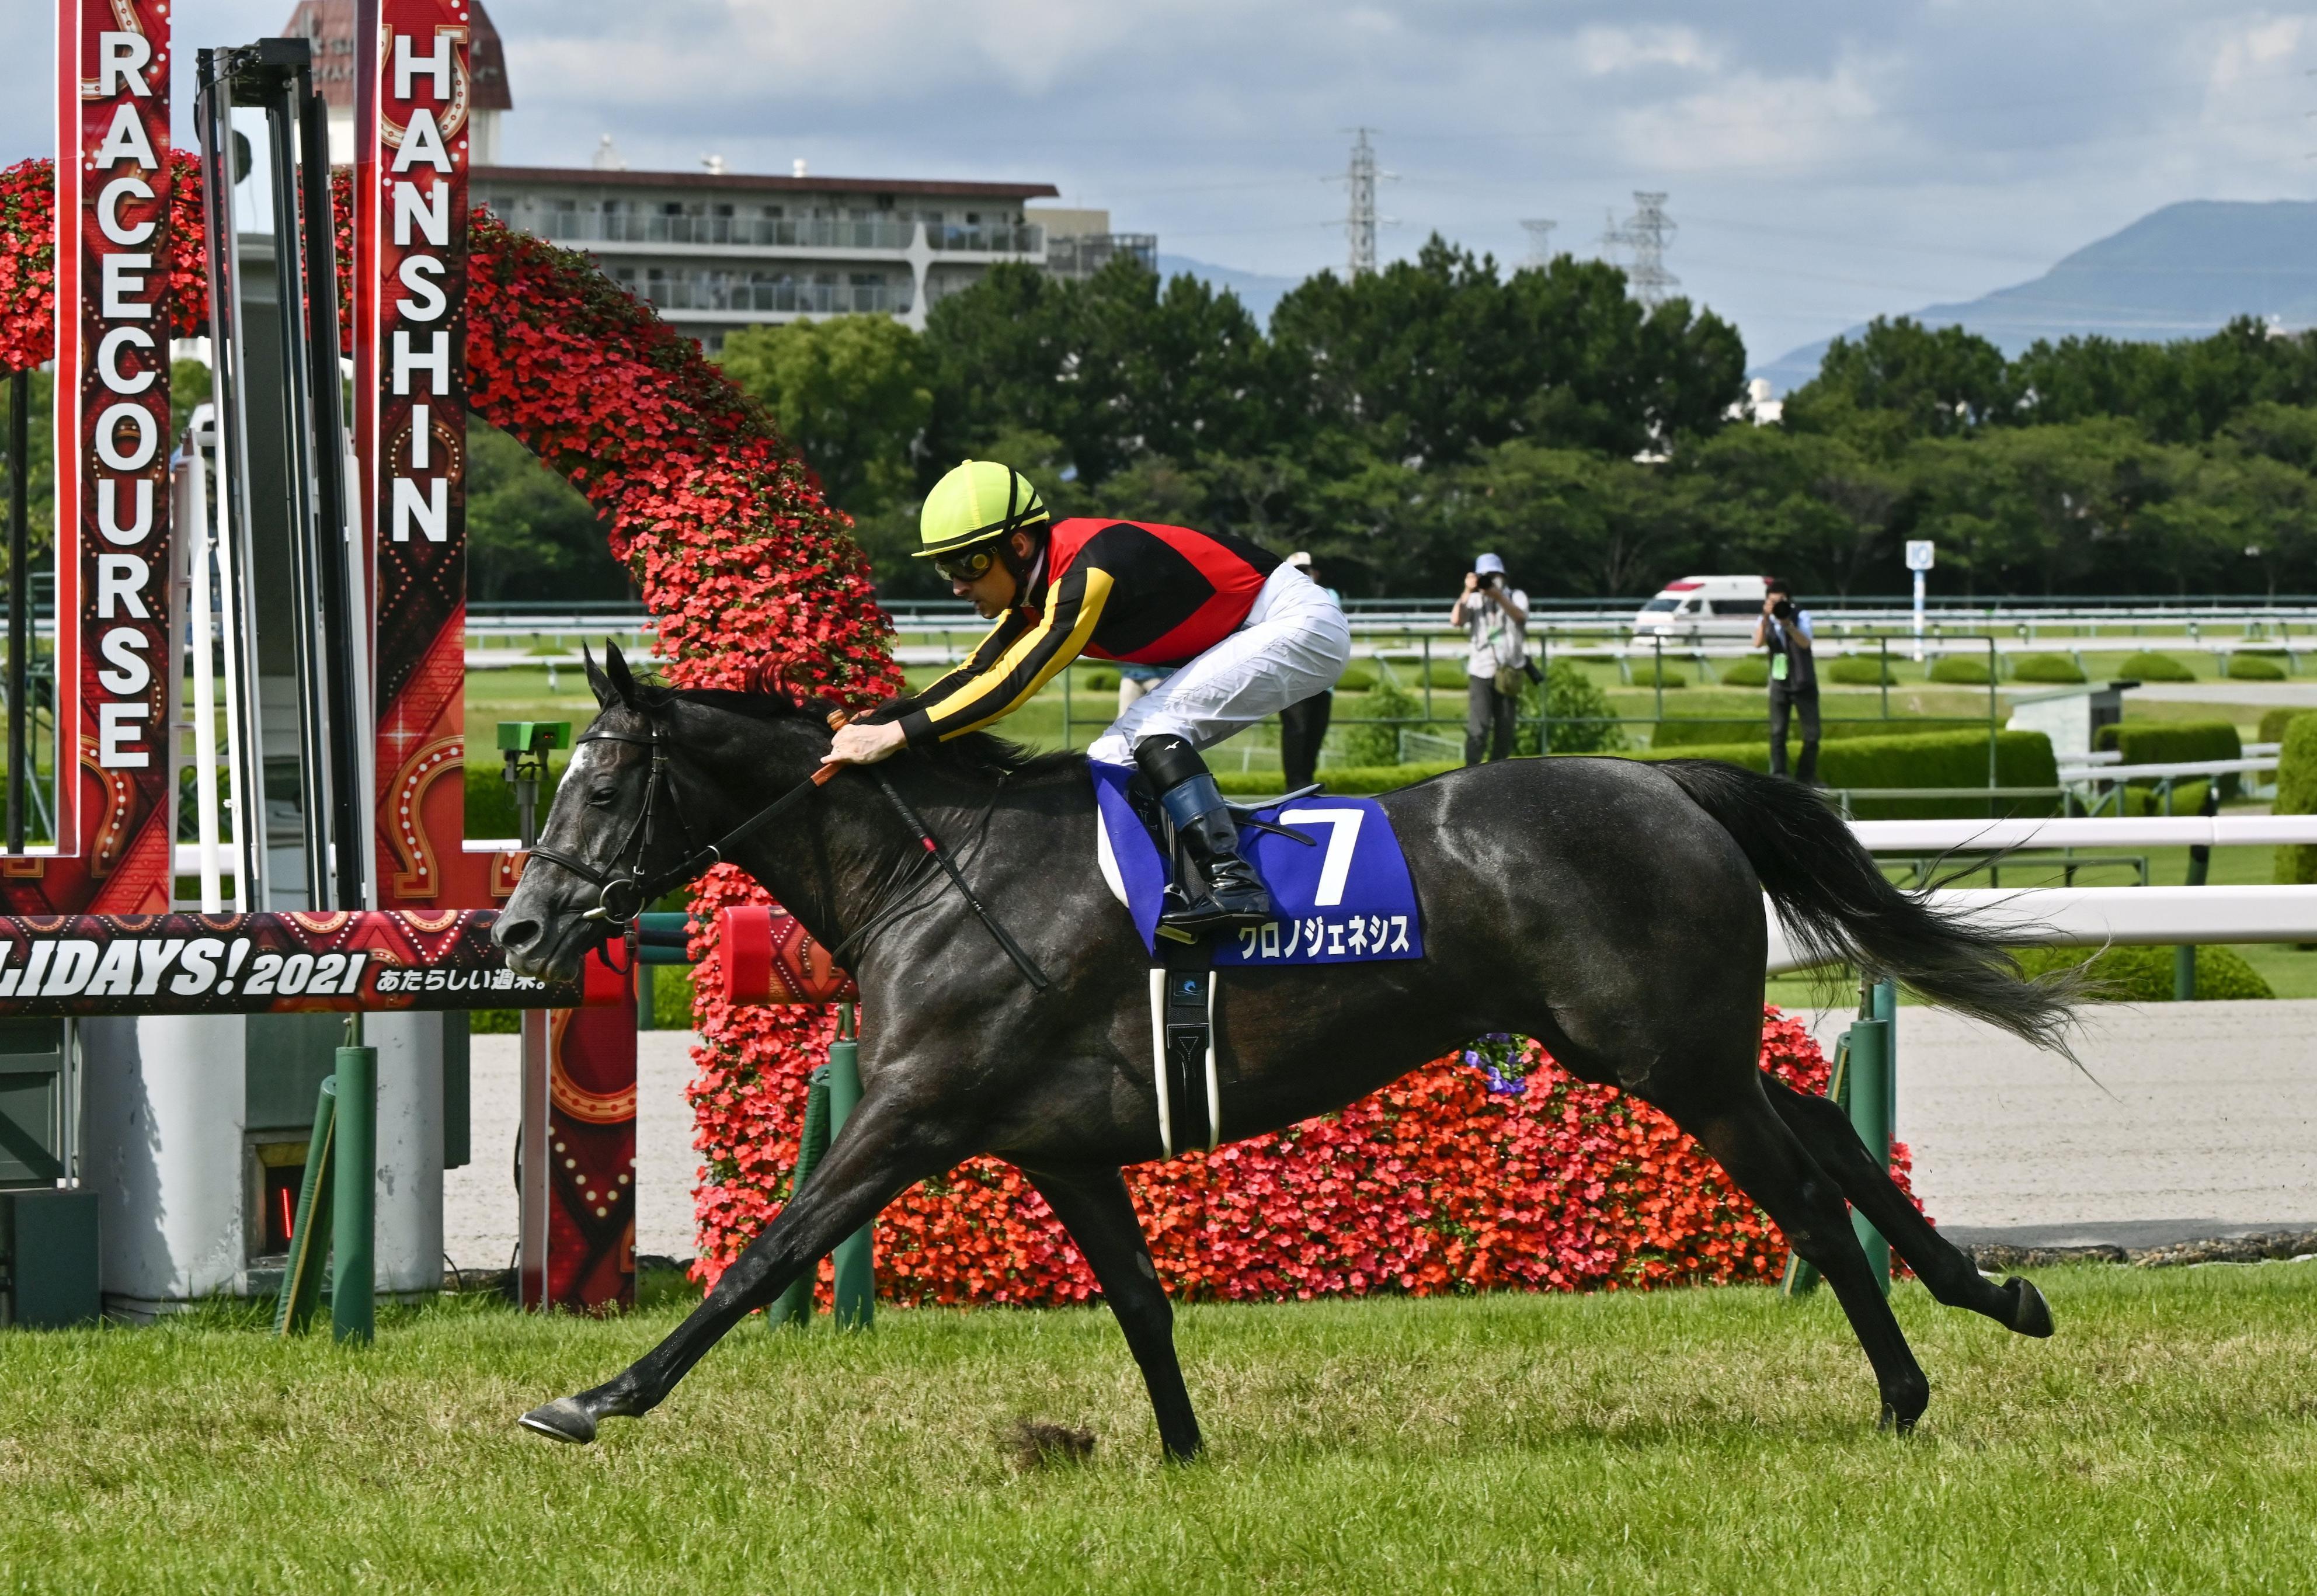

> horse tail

[{"left": 1655, "top": 758, "right": 2080, "bottom": 1051}]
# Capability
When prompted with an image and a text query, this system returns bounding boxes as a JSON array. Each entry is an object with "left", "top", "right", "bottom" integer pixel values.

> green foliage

[
  {"left": 2259, "top": 707, "right": 2315, "bottom": 745},
  {"left": 1720, "top": 656, "right": 1770, "bottom": 687},
  {"left": 719, "top": 315, "right": 932, "bottom": 516},
  {"left": 2228, "top": 651, "right": 2287, "bottom": 680},
  {"left": 1422, "top": 658, "right": 1470, "bottom": 689},
  {"left": 1783, "top": 317, "right": 2013, "bottom": 446},
  {"left": 1928, "top": 655, "right": 1992, "bottom": 684},
  {"left": 0, "top": 369, "right": 54, "bottom": 561},
  {"left": 1338, "top": 675, "right": 1421, "bottom": 767},
  {"left": 1827, "top": 655, "right": 1894, "bottom": 685},
  {"left": 1076, "top": 667, "right": 1119, "bottom": 693},
  {"left": 1628, "top": 729, "right": 2058, "bottom": 818},
  {"left": 1334, "top": 660, "right": 1379, "bottom": 692},
  {"left": 1648, "top": 715, "right": 1942, "bottom": 749},
  {"left": 2117, "top": 651, "right": 2197, "bottom": 681},
  {"left": 2274, "top": 713, "right": 2317, "bottom": 885},
  {"left": 2012, "top": 653, "right": 2088, "bottom": 684},
  {"left": 465, "top": 422, "right": 628, "bottom": 601},
  {"left": 2095, "top": 720, "right": 2242, "bottom": 799},
  {"left": 2012, "top": 943, "right": 2274, "bottom": 1002},
  {"left": 464, "top": 759, "right": 568, "bottom": 842},
  {"left": 1216, "top": 761, "right": 1461, "bottom": 797},
  {"left": 1632, "top": 659, "right": 1688, "bottom": 687},
  {"left": 1518, "top": 661, "right": 1626, "bottom": 754}
]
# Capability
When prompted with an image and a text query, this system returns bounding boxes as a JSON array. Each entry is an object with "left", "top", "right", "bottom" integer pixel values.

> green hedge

[
  {"left": 1625, "top": 728, "right": 2059, "bottom": 818},
  {"left": 2259, "top": 707, "right": 2316, "bottom": 745},
  {"left": 1077, "top": 667, "right": 1121, "bottom": 693},
  {"left": 2118, "top": 651, "right": 2196, "bottom": 681},
  {"left": 1216, "top": 762, "right": 1460, "bottom": 798},
  {"left": 2228, "top": 652, "right": 2286, "bottom": 681},
  {"left": 1826, "top": 655, "right": 1894, "bottom": 686},
  {"left": 1720, "top": 657, "right": 1770, "bottom": 687},
  {"left": 1928, "top": 655, "right": 1992, "bottom": 684},
  {"left": 2274, "top": 713, "right": 2317, "bottom": 885},
  {"left": 1630, "top": 660, "right": 1688, "bottom": 687},
  {"left": 2094, "top": 719, "right": 2241, "bottom": 800},
  {"left": 465, "top": 761, "right": 568, "bottom": 840},
  {"left": 2011, "top": 653, "right": 2087, "bottom": 684},
  {"left": 1648, "top": 715, "right": 1975, "bottom": 750},
  {"left": 1335, "top": 660, "right": 1380, "bottom": 692},
  {"left": 2012, "top": 944, "right": 2273, "bottom": 1002}
]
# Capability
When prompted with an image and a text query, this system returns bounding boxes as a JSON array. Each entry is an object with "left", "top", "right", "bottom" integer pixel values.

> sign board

[
  {"left": 39, "top": 0, "right": 175, "bottom": 913},
  {"left": 1905, "top": 540, "right": 1936, "bottom": 572}
]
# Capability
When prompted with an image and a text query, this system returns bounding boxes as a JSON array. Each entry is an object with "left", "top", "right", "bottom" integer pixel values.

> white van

[{"left": 1631, "top": 575, "right": 1768, "bottom": 641}]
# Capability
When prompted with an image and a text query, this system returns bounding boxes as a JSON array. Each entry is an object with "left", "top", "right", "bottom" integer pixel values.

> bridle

[
  {"left": 526, "top": 721, "right": 838, "bottom": 931},
  {"left": 523, "top": 710, "right": 1052, "bottom": 990}
]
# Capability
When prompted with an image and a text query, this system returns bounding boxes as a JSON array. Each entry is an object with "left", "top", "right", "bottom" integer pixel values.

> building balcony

[
  {"left": 627, "top": 273, "right": 911, "bottom": 318},
  {"left": 531, "top": 212, "right": 1043, "bottom": 260}
]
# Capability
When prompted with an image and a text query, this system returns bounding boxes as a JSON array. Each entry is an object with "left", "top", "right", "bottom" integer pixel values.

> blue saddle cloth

[{"left": 1090, "top": 760, "right": 1423, "bottom": 966}]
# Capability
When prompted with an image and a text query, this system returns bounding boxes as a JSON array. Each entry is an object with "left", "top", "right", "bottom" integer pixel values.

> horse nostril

[{"left": 496, "top": 916, "right": 541, "bottom": 951}]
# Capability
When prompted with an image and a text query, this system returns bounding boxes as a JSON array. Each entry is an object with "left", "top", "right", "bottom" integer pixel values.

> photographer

[
  {"left": 1751, "top": 576, "right": 1819, "bottom": 784},
  {"left": 1449, "top": 553, "right": 1530, "bottom": 766}
]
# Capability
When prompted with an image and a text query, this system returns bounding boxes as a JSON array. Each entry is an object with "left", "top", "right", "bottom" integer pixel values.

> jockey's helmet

[{"left": 915, "top": 460, "right": 1048, "bottom": 581}]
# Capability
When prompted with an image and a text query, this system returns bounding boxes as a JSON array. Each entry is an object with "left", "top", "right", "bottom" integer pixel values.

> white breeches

[{"left": 1087, "top": 562, "right": 1352, "bottom": 765}]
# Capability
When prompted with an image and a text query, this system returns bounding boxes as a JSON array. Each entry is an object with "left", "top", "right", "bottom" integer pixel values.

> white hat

[
  {"left": 1287, "top": 550, "right": 1313, "bottom": 569},
  {"left": 1474, "top": 552, "right": 1505, "bottom": 575}
]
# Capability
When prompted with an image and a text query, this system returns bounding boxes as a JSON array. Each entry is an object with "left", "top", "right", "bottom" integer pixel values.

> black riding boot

[{"left": 1134, "top": 735, "right": 1275, "bottom": 933}]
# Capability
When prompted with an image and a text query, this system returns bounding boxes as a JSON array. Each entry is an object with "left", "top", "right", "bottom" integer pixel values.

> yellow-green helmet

[{"left": 914, "top": 459, "right": 1048, "bottom": 559}]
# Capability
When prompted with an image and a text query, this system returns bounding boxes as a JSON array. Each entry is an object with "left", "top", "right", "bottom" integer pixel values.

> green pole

[
  {"left": 767, "top": 1066, "right": 833, "bottom": 1328},
  {"left": 826, "top": 1009, "right": 875, "bottom": 1330},
  {"left": 1845, "top": 1017, "right": 1894, "bottom": 1294},
  {"left": 273, "top": 1077, "right": 336, "bottom": 1336},
  {"left": 332, "top": 1043, "right": 377, "bottom": 1344},
  {"left": 2176, "top": 793, "right": 2216, "bottom": 1000}
]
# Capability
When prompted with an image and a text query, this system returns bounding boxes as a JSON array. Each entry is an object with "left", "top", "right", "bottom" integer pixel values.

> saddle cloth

[{"left": 1089, "top": 760, "right": 1423, "bottom": 965}]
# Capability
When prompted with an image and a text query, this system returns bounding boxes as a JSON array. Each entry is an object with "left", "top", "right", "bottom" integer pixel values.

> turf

[{"left": 7, "top": 1265, "right": 2317, "bottom": 1592}]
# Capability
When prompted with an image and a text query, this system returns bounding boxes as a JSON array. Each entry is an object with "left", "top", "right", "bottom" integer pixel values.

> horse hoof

[
  {"left": 519, "top": 1397, "right": 599, "bottom": 1445},
  {"left": 1877, "top": 1403, "right": 1919, "bottom": 1437},
  {"left": 2003, "top": 1276, "right": 2055, "bottom": 1338}
]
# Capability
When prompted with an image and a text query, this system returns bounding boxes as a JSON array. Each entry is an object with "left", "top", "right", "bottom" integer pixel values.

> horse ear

[
  {"left": 604, "top": 639, "right": 638, "bottom": 706},
  {"left": 583, "top": 642, "right": 618, "bottom": 709}
]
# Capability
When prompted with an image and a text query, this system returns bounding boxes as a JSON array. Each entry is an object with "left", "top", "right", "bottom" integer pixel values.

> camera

[{"left": 1772, "top": 597, "right": 1796, "bottom": 621}]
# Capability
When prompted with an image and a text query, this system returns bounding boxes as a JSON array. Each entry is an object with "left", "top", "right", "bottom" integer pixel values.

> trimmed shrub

[
  {"left": 1426, "top": 658, "right": 1473, "bottom": 689},
  {"left": 2228, "top": 652, "right": 2286, "bottom": 681},
  {"left": 1519, "top": 660, "right": 1627, "bottom": 755},
  {"left": 465, "top": 760, "right": 567, "bottom": 840},
  {"left": 1827, "top": 655, "right": 1894, "bottom": 686},
  {"left": 2118, "top": 651, "right": 2196, "bottom": 681},
  {"left": 2259, "top": 706, "right": 2315, "bottom": 746},
  {"left": 1624, "top": 728, "right": 2059, "bottom": 818},
  {"left": 1337, "top": 675, "right": 1422, "bottom": 767},
  {"left": 2095, "top": 718, "right": 2241, "bottom": 800},
  {"left": 1076, "top": 667, "right": 1120, "bottom": 693},
  {"left": 1335, "top": 660, "right": 1379, "bottom": 693},
  {"left": 1213, "top": 760, "right": 1464, "bottom": 798},
  {"left": 2012, "top": 944, "right": 2273, "bottom": 1002},
  {"left": 2011, "top": 653, "right": 2088, "bottom": 684},
  {"left": 1631, "top": 659, "right": 1688, "bottom": 688},
  {"left": 1720, "top": 656, "right": 1770, "bottom": 687},
  {"left": 2273, "top": 713, "right": 2317, "bottom": 885},
  {"left": 1928, "top": 654, "right": 1992, "bottom": 684}
]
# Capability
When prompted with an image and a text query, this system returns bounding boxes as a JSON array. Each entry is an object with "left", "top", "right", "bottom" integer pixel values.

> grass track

[{"left": 6, "top": 1266, "right": 2317, "bottom": 1592}]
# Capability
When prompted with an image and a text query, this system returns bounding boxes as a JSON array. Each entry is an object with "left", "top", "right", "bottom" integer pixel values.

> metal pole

[
  {"left": 332, "top": 1041, "right": 377, "bottom": 1344},
  {"left": 2176, "top": 788, "right": 2218, "bottom": 1000},
  {"left": 1987, "top": 637, "right": 1999, "bottom": 790},
  {"left": 768, "top": 1066, "right": 834, "bottom": 1328},
  {"left": 1845, "top": 1015, "right": 1894, "bottom": 1294},
  {"left": 5, "top": 368, "right": 27, "bottom": 853},
  {"left": 826, "top": 1002, "right": 875, "bottom": 1329}
]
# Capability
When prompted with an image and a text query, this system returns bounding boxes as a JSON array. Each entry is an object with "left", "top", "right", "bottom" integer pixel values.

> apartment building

[{"left": 471, "top": 165, "right": 1060, "bottom": 343}]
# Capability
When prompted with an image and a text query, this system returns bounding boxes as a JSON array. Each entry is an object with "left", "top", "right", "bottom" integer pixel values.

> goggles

[{"left": 933, "top": 544, "right": 1001, "bottom": 583}]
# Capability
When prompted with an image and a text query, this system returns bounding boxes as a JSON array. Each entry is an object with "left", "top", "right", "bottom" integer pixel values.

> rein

[{"left": 527, "top": 710, "right": 1051, "bottom": 990}]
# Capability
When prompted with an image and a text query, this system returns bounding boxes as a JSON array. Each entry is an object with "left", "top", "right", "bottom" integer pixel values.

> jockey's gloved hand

[{"left": 1134, "top": 735, "right": 1274, "bottom": 933}]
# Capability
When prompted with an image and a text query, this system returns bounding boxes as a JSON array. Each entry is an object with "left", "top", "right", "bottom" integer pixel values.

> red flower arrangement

[{"left": 2, "top": 157, "right": 1918, "bottom": 1305}]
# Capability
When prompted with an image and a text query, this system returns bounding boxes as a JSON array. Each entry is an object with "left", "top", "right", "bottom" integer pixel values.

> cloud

[
  {"left": 1577, "top": 25, "right": 1718, "bottom": 75},
  {"left": 1609, "top": 55, "right": 1892, "bottom": 174}
]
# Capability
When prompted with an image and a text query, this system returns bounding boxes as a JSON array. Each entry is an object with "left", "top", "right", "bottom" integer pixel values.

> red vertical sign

[
  {"left": 354, "top": 1, "right": 481, "bottom": 910},
  {"left": 37, "top": 0, "right": 172, "bottom": 913}
]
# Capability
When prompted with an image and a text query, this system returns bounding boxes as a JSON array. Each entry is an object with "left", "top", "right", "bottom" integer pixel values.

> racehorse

[{"left": 495, "top": 644, "right": 2076, "bottom": 1456}]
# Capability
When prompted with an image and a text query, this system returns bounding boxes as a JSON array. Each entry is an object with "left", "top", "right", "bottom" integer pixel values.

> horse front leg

[
  {"left": 1022, "top": 1164, "right": 1203, "bottom": 1462},
  {"left": 520, "top": 1093, "right": 961, "bottom": 1444}
]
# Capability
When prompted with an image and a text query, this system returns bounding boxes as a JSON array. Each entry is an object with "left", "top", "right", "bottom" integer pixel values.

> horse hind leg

[
  {"left": 1646, "top": 1073, "right": 1933, "bottom": 1432},
  {"left": 1022, "top": 1166, "right": 1203, "bottom": 1462},
  {"left": 1761, "top": 1075, "right": 2052, "bottom": 1338}
]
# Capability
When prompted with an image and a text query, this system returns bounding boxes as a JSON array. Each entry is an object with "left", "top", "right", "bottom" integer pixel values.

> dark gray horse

[{"left": 495, "top": 645, "right": 2074, "bottom": 1457}]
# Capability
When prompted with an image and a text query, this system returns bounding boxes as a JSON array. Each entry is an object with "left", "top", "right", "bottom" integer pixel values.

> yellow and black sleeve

[{"left": 897, "top": 564, "right": 1114, "bottom": 745}]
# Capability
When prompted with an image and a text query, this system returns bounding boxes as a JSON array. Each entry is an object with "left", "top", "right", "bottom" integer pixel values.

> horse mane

[{"left": 625, "top": 677, "right": 1086, "bottom": 785}]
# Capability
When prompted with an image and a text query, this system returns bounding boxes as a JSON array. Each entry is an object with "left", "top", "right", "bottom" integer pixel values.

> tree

[
  {"left": 719, "top": 314, "right": 931, "bottom": 515},
  {"left": 1783, "top": 317, "right": 2012, "bottom": 447},
  {"left": 465, "top": 420, "right": 628, "bottom": 601}
]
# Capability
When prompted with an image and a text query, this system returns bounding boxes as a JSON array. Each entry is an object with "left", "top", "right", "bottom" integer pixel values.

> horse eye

[{"left": 587, "top": 785, "right": 617, "bottom": 806}]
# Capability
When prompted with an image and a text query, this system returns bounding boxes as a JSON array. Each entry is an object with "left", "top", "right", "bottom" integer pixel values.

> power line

[
  {"left": 1345, "top": 128, "right": 1379, "bottom": 277},
  {"left": 1601, "top": 191, "right": 1679, "bottom": 309}
]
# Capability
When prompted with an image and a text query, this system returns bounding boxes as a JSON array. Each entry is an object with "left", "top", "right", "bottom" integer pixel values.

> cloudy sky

[{"left": 6, "top": 1, "right": 2312, "bottom": 366}]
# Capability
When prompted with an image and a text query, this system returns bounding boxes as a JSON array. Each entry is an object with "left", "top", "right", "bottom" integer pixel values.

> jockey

[{"left": 824, "top": 458, "right": 1351, "bottom": 932}]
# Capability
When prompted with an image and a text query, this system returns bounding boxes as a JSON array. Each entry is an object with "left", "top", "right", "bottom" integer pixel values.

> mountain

[
  {"left": 1156, "top": 254, "right": 1305, "bottom": 328},
  {"left": 1752, "top": 199, "right": 2317, "bottom": 395}
]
